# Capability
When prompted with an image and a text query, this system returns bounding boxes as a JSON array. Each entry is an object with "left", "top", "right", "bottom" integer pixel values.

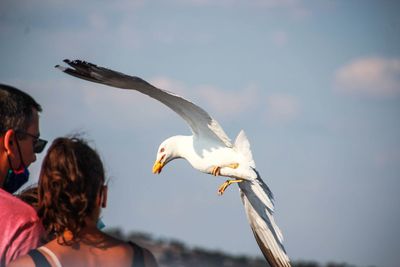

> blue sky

[{"left": 1, "top": 1, "right": 400, "bottom": 266}]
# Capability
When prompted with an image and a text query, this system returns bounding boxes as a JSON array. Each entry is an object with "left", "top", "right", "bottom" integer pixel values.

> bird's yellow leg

[
  {"left": 211, "top": 162, "right": 239, "bottom": 176},
  {"left": 211, "top": 166, "right": 221, "bottom": 176},
  {"left": 227, "top": 163, "right": 239, "bottom": 169},
  {"left": 218, "top": 179, "right": 244, "bottom": 195}
]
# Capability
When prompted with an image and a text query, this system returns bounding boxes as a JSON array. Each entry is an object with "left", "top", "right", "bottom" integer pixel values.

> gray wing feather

[
  {"left": 239, "top": 172, "right": 291, "bottom": 267},
  {"left": 56, "top": 59, "right": 232, "bottom": 147}
]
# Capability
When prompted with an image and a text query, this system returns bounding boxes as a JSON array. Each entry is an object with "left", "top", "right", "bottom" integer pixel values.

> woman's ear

[{"left": 101, "top": 185, "right": 108, "bottom": 208}]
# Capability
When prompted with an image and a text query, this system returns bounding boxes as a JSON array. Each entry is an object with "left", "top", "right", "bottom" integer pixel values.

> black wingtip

[
  {"left": 55, "top": 64, "right": 68, "bottom": 72},
  {"left": 63, "top": 59, "right": 71, "bottom": 63}
]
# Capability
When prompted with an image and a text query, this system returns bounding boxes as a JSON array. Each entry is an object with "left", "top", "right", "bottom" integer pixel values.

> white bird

[{"left": 56, "top": 59, "right": 291, "bottom": 267}]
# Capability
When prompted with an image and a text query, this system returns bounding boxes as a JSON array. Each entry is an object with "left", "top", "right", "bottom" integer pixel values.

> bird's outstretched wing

[
  {"left": 57, "top": 59, "right": 291, "bottom": 265},
  {"left": 56, "top": 59, "right": 232, "bottom": 147},
  {"left": 239, "top": 172, "right": 291, "bottom": 267}
]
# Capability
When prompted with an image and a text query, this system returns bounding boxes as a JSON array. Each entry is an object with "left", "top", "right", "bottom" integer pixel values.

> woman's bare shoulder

[{"left": 7, "top": 254, "right": 35, "bottom": 267}]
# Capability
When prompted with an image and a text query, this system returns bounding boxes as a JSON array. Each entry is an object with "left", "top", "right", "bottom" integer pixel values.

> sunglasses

[{"left": 15, "top": 130, "right": 48, "bottom": 154}]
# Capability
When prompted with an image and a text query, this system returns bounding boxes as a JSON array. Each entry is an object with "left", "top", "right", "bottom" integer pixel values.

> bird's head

[{"left": 152, "top": 139, "right": 176, "bottom": 174}]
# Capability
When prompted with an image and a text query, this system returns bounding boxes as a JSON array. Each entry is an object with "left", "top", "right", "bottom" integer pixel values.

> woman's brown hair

[{"left": 37, "top": 137, "right": 105, "bottom": 244}]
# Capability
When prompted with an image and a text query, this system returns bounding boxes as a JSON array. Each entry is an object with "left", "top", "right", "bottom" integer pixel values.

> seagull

[{"left": 56, "top": 59, "right": 291, "bottom": 267}]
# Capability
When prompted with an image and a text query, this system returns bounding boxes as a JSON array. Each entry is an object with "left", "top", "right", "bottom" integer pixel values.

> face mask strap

[
  {"left": 4, "top": 145, "right": 30, "bottom": 193},
  {"left": 3, "top": 133, "right": 30, "bottom": 193},
  {"left": 13, "top": 135, "right": 27, "bottom": 171}
]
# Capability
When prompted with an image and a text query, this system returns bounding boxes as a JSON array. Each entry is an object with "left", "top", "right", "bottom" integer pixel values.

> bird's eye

[{"left": 160, "top": 148, "right": 165, "bottom": 153}]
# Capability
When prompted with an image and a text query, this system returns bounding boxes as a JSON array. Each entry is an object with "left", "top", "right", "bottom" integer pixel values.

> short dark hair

[
  {"left": 0, "top": 84, "right": 42, "bottom": 134},
  {"left": 38, "top": 137, "right": 105, "bottom": 244}
]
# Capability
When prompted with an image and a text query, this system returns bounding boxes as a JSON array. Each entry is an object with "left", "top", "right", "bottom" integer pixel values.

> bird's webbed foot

[{"left": 217, "top": 179, "right": 244, "bottom": 195}]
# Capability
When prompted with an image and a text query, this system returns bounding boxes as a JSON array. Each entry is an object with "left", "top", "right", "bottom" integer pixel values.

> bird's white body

[
  {"left": 58, "top": 59, "right": 291, "bottom": 267},
  {"left": 163, "top": 134, "right": 258, "bottom": 180}
]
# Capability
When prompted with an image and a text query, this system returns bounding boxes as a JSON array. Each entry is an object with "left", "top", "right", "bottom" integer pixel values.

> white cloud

[
  {"left": 174, "top": 0, "right": 303, "bottom": 8},
  {"left": 334, "top": 57, "right": 400, "bottom": 97},
  {"left": 15, "top": 78, "right": 171, "bottom": 134},
  {"left": 271, "top": 30, "right": 288, "bottom": 47},
  {"left": 24, "top": 75, "right": 257, "bottom": 135},
  {"left": 88, "top": 13, "right": 109, "bottom": 30},
  {"left": 265, "top": 93, "right": 300, "bottom": 123},
  {"left": 150, "top": 77, "right": 260, "bottom": 119},
  {"left": 150, "top": 76, "right": 190, "bottom": 96},
  {"left": 82, "top": 82, "right": 172, "bottom": 126},
  {"left": 172, "top": 0, "right": 311, "bottom": 18},
  {"left": 374, "top": 150, "right": 400, "bottom": 169},
  {"left": 196, "top": 84, "right": 260, "bottom": 118}
]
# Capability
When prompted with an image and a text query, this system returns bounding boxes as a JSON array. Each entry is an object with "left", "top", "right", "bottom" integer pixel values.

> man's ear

[{"left": 3, "top": 129, "right": 16, "bottom": 155}]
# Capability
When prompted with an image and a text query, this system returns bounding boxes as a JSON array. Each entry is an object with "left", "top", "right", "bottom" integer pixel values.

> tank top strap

[
  {"left": 28, "top": 249, "right": 52, "bottom": 267},
  {"left": 128, "top": 241, "right": 145, "bottom": 267},
  {"left": 37, "top": 246, "right": 63, "bottom": 267}
]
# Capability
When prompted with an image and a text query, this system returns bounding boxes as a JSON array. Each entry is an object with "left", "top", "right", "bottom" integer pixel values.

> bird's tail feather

[
  {"left": 239, "top": 173, "right": 290, "bottom": 267},
  {"left": 241, "top": 168, "right": 275, "bottom": 214},
  {"left": 234, "top": 130, "right": 256, "bottom": 168}
]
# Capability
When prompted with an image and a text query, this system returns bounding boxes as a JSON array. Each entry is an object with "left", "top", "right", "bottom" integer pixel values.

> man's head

[{"left": 0, "top": 84, "right": 46, "bottom": 191}]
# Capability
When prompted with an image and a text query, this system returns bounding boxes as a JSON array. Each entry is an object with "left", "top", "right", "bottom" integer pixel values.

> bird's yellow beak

[{"left": 152, "top": 160, "right": 164, "bottom": 174}]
